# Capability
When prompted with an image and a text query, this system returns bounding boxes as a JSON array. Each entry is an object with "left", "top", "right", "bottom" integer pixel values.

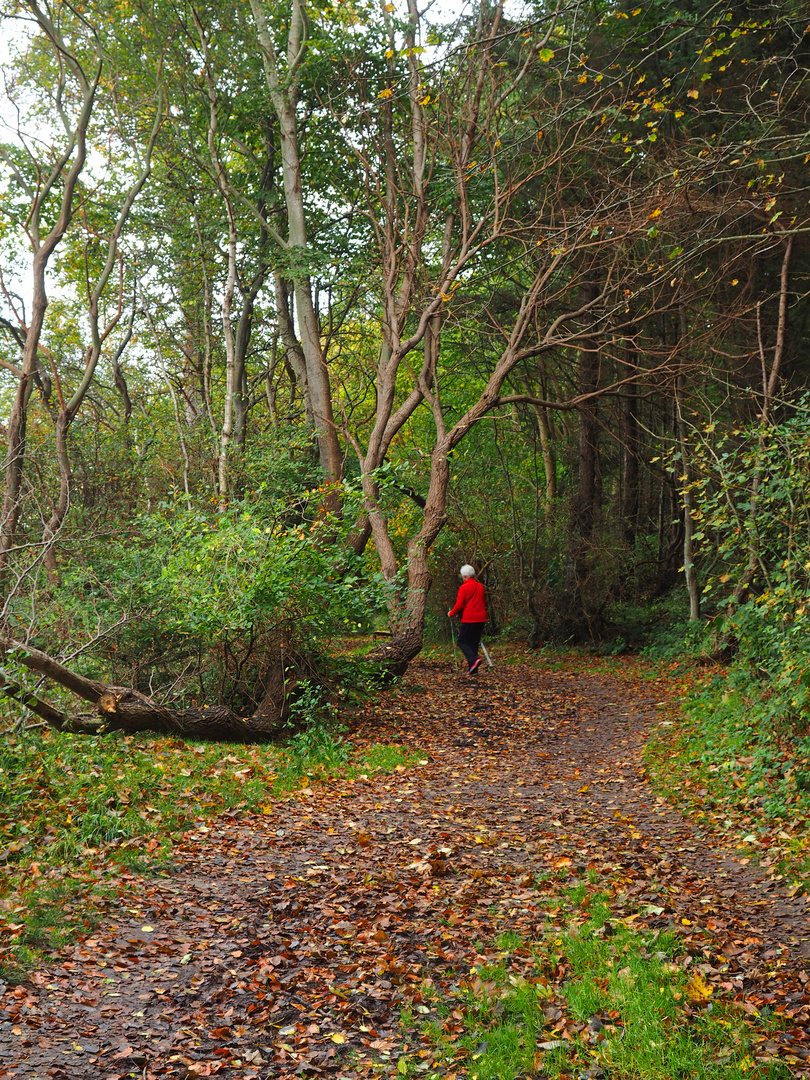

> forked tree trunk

[
  {"left": 368, "top": 438, "right": 450, "bottom": 675},
  {"left": 0, "top": 635, "right": 295, "bottom": 742}
]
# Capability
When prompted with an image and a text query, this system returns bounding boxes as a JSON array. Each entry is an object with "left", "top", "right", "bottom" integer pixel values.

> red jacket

[{"left": 449, "top": 578, "right": 487, "bottom": 623}]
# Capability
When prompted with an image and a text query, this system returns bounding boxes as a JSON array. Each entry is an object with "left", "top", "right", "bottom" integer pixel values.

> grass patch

[
  {"left": 398, "top": 880, "right": 792, "bottom": 1080},
  {"left": 0, "top": 722, "right": 415, "bottom": 978},
  {"left": 645, "top": 675, "right": 810, "bottom": 889}
]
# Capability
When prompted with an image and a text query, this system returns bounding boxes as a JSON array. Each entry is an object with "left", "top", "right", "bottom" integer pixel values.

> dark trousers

[{"left": 458, "top": 622, "right": 485, "bottom": 668}]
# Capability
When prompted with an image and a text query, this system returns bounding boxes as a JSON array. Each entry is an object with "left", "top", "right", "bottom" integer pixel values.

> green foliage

[
  {"left": 634, "top": 596, "right": 716, "bottom": 660},
  {"left": 279, "top": 680, "right": 349, "bottom": 781},
  {"left": 18, "top": 474, "right": 385, "bottom": 711},
  {"left": 661, "top": 405, "right": 810, "bottom": 840},
  {"left": 691, "top": 405, "right": 810, "bottom": 616}
]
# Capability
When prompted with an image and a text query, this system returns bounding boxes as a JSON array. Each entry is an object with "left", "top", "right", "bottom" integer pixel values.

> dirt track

[{"left": 1, "top": 658, "right": 808, "bottom": 1078}]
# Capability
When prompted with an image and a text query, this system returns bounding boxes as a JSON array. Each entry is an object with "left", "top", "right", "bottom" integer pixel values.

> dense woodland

[{"left": 0, "top": 0, "right": 809, "bottom": 738}]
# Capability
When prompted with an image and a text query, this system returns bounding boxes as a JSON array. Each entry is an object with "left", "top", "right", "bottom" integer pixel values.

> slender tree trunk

[
  {"left": 273, "top": 275, "right": 313, "bottom": 427},
  {"left": 190, "top": 210, "right": 218, "bottom": 437},
  {"left": 194, "top": 17, "right": 239, "bottom": 511},
  {"left": 564, "top": 282, "right": 601, "bottom": 632},
  {"left": 371, "top": 436, "right": 450, "bottom": 674},
  {"left": 0, "top": 296, "right": 39, "bottom": 585},
  {"left": 535, "top": 405, "right": 556, "bottom": 524},
  {"left": 620, "top": 333, "right": 639, "bottom": 548},
  {"left": 250, "top": 0, "right": 343, "bottom": 501},
  {"left": 675, "top": 309, "right": 700, "bottom": 620},
  {"left": 572, "top": 285, "right": 600, "bottom": 542},
  {"left": 41, "top": 411, "right": 71, "bottom": 582},
  {"left": 233, "top": 291, "right": 255, "bottom": 452}
]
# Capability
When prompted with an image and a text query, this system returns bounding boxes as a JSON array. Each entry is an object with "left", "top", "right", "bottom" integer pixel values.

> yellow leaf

[
  {"left": 378, "top": 88, "right": 393, "bottom": 99},
  {"left": 579, "top": 785, "right": 590, "bottom": 794},
  {"left": 685, "top": 972, "right": 713, "bottom": 1003},
  {"left": 384, "top": 2, "right": 394, "bottom": 9},
  {"left": 687, "top": 89, "right": 699, "bottom": 99},
  {"left": 330, "top": 1032, "right": 347, "bottom": 1044},
  {"left": 141, "top": 925, "right": 155, "bottom": 933},
  {"left": 384, "top": 48, "right": 394, "bottom": 58},
  {"left": 648, "top": 207, "right": 662, "bottom": 219},
  {"left": 681, "top": 917, "right": 692, "bottom": 925}
]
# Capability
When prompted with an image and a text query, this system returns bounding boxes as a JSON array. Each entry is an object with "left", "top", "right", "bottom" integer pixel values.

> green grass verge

[
  {"left": 645, "top": 676, "right": 810, "bottom": 890},
  {"left": 0, "top": 723, "right": 415, "bottom": 982},
  {"left": 397, "top": 879, "right": 792, "bottom": 1080}
]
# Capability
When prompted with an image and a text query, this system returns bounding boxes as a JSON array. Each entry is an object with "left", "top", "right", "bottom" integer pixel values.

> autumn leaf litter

[{"left": 1, "top": 656, "right": 808, "bottom": 1078}]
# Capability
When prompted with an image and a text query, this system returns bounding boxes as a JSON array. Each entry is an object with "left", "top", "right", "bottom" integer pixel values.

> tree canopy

[{"left": 0, "top": 0, "right": 809, "bottom": 736}]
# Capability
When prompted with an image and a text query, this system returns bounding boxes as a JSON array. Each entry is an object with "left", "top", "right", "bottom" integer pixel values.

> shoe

[{"left": 468, "top": 659, "right": 481, "bottom": 674}]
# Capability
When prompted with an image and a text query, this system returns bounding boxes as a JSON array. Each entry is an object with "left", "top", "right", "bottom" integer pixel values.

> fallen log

[{"left": 0, "top": 634, "right": 293, "bottom": 742}]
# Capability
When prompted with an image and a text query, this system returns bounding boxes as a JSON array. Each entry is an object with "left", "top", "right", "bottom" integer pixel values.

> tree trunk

[
  {"left": 620, "top": 333, "right": 639, "bottom": 548},
  {"left": 535, "top": 405, "right": 556, "bottom": 524},
  {"left": 675, "top": 308, "right": 700, "bottom": 620},
  {"left": 250, "top": 0, "right": 343, "bottom": 501},
  {"left": 572, "top": 286, "right": 600, "bottom": 542},
  {"left": 0, "top": 634, "right": 295, "bottom": 742},
  {"left": 566, "top": 282, "right": 601, "bottom": 633},
  {"left": 369, "top": 436, "right": 450, "bottom": 675},
  {"left": 274, "top": 275, "right": 313, "bottom": 427},
  {"left": 0, "top": 330, "right": 37, "bottom": 587}
]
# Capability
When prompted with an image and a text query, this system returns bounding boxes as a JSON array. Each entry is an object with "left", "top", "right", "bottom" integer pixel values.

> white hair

[{"left": 460, "top": 564, "right": 476, "bottom": 579}]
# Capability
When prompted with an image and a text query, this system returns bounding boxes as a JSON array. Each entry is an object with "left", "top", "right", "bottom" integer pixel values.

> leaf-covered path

[{"left": 2, "top": 659, "right": 809, "bottom": 1078}]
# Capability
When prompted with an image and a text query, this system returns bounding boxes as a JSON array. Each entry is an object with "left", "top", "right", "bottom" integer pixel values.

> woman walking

[{"left": 448, "top": 564, "right": 487, "bottom": 675}]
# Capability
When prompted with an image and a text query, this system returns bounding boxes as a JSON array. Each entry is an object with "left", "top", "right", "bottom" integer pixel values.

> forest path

[{"left": 1, "top": 658, "right": 809, "bottom": 1078}]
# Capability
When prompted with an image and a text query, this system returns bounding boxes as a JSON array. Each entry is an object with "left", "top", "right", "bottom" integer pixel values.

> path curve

[{"left": 1, "top": 659, "right": 808, "bottom": 1078}]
